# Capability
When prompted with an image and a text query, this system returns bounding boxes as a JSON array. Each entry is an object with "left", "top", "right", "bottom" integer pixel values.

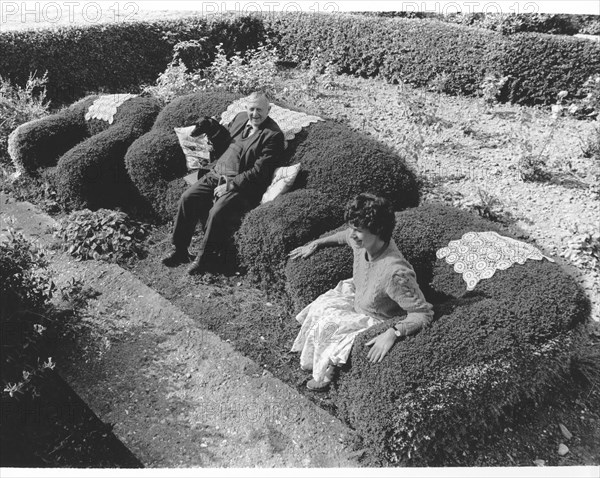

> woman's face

[{"left": 348, "top": 224, "right": 380, "bottom": 250}]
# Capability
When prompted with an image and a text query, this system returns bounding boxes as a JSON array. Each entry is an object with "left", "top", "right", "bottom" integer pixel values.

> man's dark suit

[{"left": 172, "top": 111, "right": 284, "bottom": 263}]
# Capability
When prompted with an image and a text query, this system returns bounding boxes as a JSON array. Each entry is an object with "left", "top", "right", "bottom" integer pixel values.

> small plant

[
  {"left": 571, "top": 342, "right": 600, "bottom": 391},
  {"left": 552, "top": 74, "right": 600, "bottom": 120},
  {"left": 59, "top": 277, "right": 99, "bottom": 311},
  {"left": 53, "top": 209, "right": 151, "bottom": 263},
  {"left": 513, "top": 109, "right": 555, "bottom": 182},
  {"left": 560, "top": 223, "right": 600, "bottom": 273},
  {"left": 462, "top": 188, "right": 505, "bottom": 222},
  {"left": 480, "top": 73, "right": 510, "bottom": 110},
  {"left": 0, "top": 72, "right": 51, "bottom": 167},
  {"left": 397, "top": 81, "right": 445, "bottom": 130},
  {"left": 580, "top": 123, "right": 600, "bottom": 162}
]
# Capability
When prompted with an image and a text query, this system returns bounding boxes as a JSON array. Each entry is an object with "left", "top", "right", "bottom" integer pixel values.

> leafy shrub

[
  {"left": 204, "top": 43, "right": 279, "bottom": 96},
  {"left": 327, "top": 203, "right": 589, "bottom": 465},
  {"left": 53, "top": 209, "right": 150, "bottom": 262},
  {"left": 1, "top": 225, "right": 56, "bottom": 399},
  {"left": 144, "top": 42, "right": 279, "bottom": 104},
  {"left": 0, "top": 14, "right": 266, "bottom": 105},
  {"left": 125, "top": 90, "right": 241, "bottom": 221},
  {"left": 7, "top": 96, "right": 96, "bottom": 174},
  {"left": 1, "top": 73, "right": 51, "bottom": 168},
  {"left": 55, "top": 96, "right": 162, "bottom": 210},
  {"left": 234, "top": 189, "right": 344, "bottom": 292}
]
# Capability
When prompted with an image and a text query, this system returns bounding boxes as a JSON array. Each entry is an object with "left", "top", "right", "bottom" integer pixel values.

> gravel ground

[{"left": 273, "top": 68, "right": 600, "bottom": 322}]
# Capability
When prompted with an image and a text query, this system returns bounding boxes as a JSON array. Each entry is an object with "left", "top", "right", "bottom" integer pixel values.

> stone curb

[{"left": 0, "top": 194, "right": 359, "bottom": 468}]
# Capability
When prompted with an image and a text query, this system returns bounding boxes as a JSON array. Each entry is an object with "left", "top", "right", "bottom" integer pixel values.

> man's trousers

[{"left": 172, "top": 172, "right": 255, "bottom": 261}]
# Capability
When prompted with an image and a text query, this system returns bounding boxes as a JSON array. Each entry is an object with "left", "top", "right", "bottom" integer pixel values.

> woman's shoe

[
  {"left": 306, "top": 364, "right": 336, "bottom": 391},
  {"left": 306, "top": 377, "right": 331, "bottom": 391}
]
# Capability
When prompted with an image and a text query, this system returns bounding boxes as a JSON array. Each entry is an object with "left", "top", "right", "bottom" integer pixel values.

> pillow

[
  {"left": 261, "top": 163, "right": 301, "bottom": 204},
  {"left": 174, "top": 125, "right": 212, "bottom": 171}
]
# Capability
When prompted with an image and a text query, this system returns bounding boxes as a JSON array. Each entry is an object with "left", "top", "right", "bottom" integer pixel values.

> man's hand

[
  {"left": 289, "top": 241, "right": 319, "bottom": 260},
  {"left": 214, "top": 183, "right": 228, "bottom": 199},
  {"left": 365, "top": 328, "right": 397, "bottom": 363}
]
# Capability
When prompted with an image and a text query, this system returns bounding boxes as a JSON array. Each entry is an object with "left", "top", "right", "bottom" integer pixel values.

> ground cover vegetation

[
  {"left": 0, "top": 224, "right": 143, "bottom": 467},
  {"left": 1, "top": 10, "right": 599, "bottom": 467}
]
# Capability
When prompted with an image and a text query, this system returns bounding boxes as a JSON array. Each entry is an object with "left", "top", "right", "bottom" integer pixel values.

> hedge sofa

[{"left": 286, "top": 202, "right": 589, "bottom": 464}]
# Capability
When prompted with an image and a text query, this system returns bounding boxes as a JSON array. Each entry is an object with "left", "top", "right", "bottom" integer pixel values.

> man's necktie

[{"left": 242, "top": 124, "right": 253, "bottom": 139}]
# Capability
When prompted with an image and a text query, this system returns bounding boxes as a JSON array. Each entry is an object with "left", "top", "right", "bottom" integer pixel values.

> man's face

[{"left": 246, "top": 96, "right": 270, "bottom": 128}]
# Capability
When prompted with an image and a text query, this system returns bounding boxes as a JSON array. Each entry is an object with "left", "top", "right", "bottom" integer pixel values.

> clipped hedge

[
  {"left": 497, "top": 32, "right": 600, "bottom": 105},
  {"left": 0, "top": 15, "right": 266, "bottom": 105},
  {"left": 125, "top": 91, "right": 241, "bottom": 222},
  {"left": 293, "top": 121, "right": 420, "bottom": 211},
  {"left": 234, "top": 189, "right": 344, "bottom": 291},
  {"left": 266, "top": 13, "right": 502, "bottom": 96},
  {"left": 284, "top": 228, "right": 352, "bottom": 314},
  {"left": 292, "top": 203, "right": 590, "bottom": 465},
  {"left": 7, "top": 96, "right": 97, "bottom": 174},
  {"left": 265, "top": 12, "right": 600, "bottom": 105},
  {"left": 55, "top": 96, "right": 162, "bottom": 210}
]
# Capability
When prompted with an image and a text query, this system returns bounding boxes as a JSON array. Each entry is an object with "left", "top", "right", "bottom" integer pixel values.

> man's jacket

[{"left": 204, "top": 112, "right": 284, "bottom": 201}]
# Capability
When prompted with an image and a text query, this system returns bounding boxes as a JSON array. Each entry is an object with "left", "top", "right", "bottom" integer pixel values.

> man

[{"left": 162, "top": 91, "right": 284, "bottom": 275}]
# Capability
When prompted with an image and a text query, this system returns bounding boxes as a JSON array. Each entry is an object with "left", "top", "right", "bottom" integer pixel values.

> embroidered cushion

[{"left": 261, "top": 163, "right": 301, "bottom": 204}]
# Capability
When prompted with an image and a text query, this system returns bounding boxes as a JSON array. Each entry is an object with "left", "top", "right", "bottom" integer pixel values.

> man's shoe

[
  {"left": 187, "top": 256, "right": 207, "bottom": 275},
  {"left": 162, "top": 250, "right": 192, "bottom": 267}
]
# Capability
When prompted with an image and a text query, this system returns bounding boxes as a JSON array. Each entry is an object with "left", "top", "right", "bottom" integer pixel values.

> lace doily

[
  {"left": 436, "top": 231, "right": 555, "bottom": 290},
  {"left": 85, "top": 94, "right": 137, "bottom": 124},
  {"left": 220, "top": 97, "right": 324, "bottom": 141}
]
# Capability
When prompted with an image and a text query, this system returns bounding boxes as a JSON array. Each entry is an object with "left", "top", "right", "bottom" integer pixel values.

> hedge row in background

[
  {"left": 286, "top": 202, "right": 590, "bottom": 464},
  {"left": 265, "top": 12, "right": 600, "bottom": 105},
  {"left": 355, "top": 12, "right": 600, "bottom": 36},
  {"left": 0, "top": 14, "right": 265, "bottom": 105},
  {"left": 3, "top": 12, "right": 599, "bottom": 108}
]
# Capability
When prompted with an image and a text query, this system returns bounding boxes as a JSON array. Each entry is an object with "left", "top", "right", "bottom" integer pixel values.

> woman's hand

[
  {"left": 288, "top": 241, "right": 319, "bottom": 260},
  {"left": 365, "top": 328, "right": 397, "bottom": 363}
]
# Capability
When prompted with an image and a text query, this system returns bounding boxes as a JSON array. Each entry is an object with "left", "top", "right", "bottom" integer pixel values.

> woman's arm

[
  {"left": 288, "top": 228, "right": 350, "bottom": 260},
  {"left": 366, "top": 268, "right": 434, "bottom": 363},
  {"left": 385, "top": 270, "right": 433, "bottom": 336}
]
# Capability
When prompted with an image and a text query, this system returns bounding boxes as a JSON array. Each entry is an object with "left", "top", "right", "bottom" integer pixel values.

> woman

[{"left": 288, "top": 193, "right": 433, "bottom": 391}]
